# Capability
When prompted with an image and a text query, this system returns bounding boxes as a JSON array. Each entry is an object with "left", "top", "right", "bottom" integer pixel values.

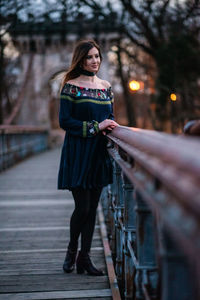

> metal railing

[
  {"left": 0, "top": 125, "right": 49, "bottom": 172},
  {"left": 101, "top": 126, "right": 200, "bottom": 300}
]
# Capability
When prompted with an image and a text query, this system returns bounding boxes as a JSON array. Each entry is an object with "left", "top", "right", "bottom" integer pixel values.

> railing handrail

[
  {"left": 0, "top": 125, "right": 49, "bottom": 172},
  {"left": 107, "top": 125, "right": 200, "bottom": 266},
  {"left": 108, "top": 126, "right": 200, "bottom": 216},
  {"left": 102, "top": 125, "right": 200, "bottom": 299},
  {"left": 109, "top": 126, "right": 200, "bottom": 176},
  {"left": 0, "top": 125, "right": 49, "bottom": 134}
]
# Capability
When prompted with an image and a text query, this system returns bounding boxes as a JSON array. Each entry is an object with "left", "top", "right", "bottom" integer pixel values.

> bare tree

[{"left": 78, "top": 0, "right": 200, "bottom": 131}]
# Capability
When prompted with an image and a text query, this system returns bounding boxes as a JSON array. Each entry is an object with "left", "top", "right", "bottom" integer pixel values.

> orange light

[
  {"left": 129, "top": 80, "right": 140, "bottom": 91},
  {"left": 170, "top": 93, "right": 177, "bottom": 101}
]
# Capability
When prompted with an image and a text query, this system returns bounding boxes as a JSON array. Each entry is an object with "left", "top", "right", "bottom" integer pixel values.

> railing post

[
  {"left": 109, "top": 162, "right": 117, "bottom": 264},
  {"left": 160, "top": 227, "right": 196, "bottom": 300},
  {"left": 135, "top": 190, "right": 158, "bottom": 299},
  {"left": 0, "top": 130, "right": 5, "bottom": 171},
  {"left": 114, "top": 162, "right": 124, "bottom": 286},
  {"left": 100, "top": 187, "right": 110, "bottom": 224},
  {"left": 100, "top": 185, "right": 114, "bottom": 258},
  {"left": 122, "top": 174, "right": 136, "bottom": 300}
]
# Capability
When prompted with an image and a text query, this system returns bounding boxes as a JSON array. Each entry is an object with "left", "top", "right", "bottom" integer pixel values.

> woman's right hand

[{"left": 98, "top": 119, "right": 118, "bottom": 132}]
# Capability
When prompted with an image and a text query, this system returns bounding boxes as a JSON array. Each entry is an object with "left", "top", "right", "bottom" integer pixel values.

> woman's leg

[
  {"left": 68, "top": 188, "right": 91, "bottom": 251},
  {"left": 63, "top": 188, "right": 91, "bottom": 273},
  {"left": 80, "top": 188, "right": 102, "bottom": 253},
  {"left": 76, "top": 188, "right": 104, "bottom": 276}
]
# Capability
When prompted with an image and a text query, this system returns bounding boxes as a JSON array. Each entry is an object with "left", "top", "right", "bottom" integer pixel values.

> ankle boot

[
  {"left": 63, "top": 248, "right": 77, "bottom": 273},
  {"left": 76, "top": 251, "right": 104, "bottom": 276}
]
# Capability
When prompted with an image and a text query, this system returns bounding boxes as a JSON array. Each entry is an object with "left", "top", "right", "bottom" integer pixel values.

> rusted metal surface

[
  {"left": 101, "top": 125, "right": 200, "bottom": 300},
  {"left": 0, "top": 125, "right": 49, "bottom": 171}
]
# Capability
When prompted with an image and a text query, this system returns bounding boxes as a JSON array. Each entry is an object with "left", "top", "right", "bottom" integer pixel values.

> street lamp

[
  {"left": 129, "top": 80, "right": 141, "bottom": 92},
  {"left": 170, "top": 93, "right": 177, "bottom": 101}
]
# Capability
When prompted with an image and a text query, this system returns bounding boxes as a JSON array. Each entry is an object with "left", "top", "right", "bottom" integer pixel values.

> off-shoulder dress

[{"left": 57, "top": 83, "right": 114, "bottom": 190}]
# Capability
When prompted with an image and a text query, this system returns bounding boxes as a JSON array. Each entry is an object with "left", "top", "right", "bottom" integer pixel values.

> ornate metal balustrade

[
  {"left": 0, "top": 125, "right": 49, "bottom": 172},
  {"left": 101, "top": 126, "right": 200, "bottom": 300}
]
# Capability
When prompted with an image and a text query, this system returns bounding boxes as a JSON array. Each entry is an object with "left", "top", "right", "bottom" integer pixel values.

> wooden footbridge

[
  {"left": 0, "top": 125, "right": 200, "bottom": 300},
  {"left": 0, "top": 146, "right": 120, "bottom": 300}
]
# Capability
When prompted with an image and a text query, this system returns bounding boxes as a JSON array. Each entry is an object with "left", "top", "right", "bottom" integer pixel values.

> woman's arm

[
  {"left": 59, "top": 93, "right": 100, "bottom": 138},
  {"left": 59, "top": 93, "right": 117, "bottom": 137}
]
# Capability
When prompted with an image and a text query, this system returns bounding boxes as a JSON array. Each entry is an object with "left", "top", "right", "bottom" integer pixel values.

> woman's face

[{"left": 83, "top": 47, "right": 101, "bottom": 73}]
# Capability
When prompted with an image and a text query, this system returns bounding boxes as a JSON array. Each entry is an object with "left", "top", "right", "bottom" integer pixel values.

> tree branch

[
  {"left": 120, "top": 46, "right": 154, "bottom": 71},
  {"left": 185, "top": 0, "right": 200, "bottom": 20},
  {"left": 120, "top": 0, "right": 159, "bottom": 49},
  {"left": 123, "top": 26, "right": 155, "bottom": 57},
  {"left": 79, "top": 0, "right": 107, "bottom": 17},
  {"left": 154, "top": 0, "right": 171, "bottom": 40}
]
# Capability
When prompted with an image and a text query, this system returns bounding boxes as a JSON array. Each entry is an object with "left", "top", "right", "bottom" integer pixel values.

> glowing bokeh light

[
  {"left": 170, "top": 93, "right": 177, "bottom": 101},
  {"left": 129, "top": 80, "right": 140, "bottom": 91}
]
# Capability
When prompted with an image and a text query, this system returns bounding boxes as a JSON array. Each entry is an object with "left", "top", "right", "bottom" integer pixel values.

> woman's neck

[{"left": 78, "top": 75, "right": 97, "bottom": 83}]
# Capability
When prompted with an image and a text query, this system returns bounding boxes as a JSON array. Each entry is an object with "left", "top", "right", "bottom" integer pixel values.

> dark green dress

[{"left": 57, "top": 83, "right": 114, "bottom": 190}]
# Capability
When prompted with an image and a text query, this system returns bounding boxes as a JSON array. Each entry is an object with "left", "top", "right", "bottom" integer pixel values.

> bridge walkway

[{"left": 0, "top": 148, "right": 118, "bottom": 300}]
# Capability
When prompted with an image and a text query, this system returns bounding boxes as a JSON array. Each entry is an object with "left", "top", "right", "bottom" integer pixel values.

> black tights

[{"left": 68, "top": 187, "right": 102, "bottom": 253}]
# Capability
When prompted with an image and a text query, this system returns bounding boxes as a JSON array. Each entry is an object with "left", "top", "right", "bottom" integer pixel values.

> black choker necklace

[{"left": 79, "top": 67, "right": 96, "bottom": 77}]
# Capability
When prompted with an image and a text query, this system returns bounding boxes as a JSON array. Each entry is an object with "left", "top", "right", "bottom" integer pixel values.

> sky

[{"left": 17, "top": 0, "right": 187, "bottom": 22}]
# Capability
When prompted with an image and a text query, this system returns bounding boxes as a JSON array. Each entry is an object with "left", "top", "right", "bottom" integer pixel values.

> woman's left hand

[{"left": 101, "top": 123, "right": 119, "bottom": 135}]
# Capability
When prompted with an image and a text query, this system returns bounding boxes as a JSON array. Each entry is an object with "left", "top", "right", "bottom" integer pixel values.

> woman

[{"left": 58, "top": 39, "right": 118, "bottom": 276}]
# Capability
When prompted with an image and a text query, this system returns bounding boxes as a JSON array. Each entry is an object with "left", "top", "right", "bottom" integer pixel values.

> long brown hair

[{"left": 61, "top": 39, "right": 102, "bottom": 90}]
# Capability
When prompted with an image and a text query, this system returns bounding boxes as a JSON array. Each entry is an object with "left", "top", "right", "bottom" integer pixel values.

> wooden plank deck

[{"left": 0, "top": 148, "right": 119, "bottom": 300}]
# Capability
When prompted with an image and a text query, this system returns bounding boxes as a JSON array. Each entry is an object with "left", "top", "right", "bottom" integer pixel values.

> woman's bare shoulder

[{"left": 101, "top": 80, "right": 111, "bottom": 89}]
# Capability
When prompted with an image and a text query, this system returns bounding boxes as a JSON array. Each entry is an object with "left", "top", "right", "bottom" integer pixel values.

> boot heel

[{"left": 77, "top": 264, "right": 85, "bottom": 274}]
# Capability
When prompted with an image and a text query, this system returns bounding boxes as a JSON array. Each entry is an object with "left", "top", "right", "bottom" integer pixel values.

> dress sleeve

[{"left": 59, "top": 91, "right": 100, "bottom": 138}]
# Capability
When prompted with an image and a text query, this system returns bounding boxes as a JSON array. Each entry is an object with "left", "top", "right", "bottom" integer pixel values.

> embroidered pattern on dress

[{"left": 62, "top": 83, "right": 114, "bottom": 101}]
